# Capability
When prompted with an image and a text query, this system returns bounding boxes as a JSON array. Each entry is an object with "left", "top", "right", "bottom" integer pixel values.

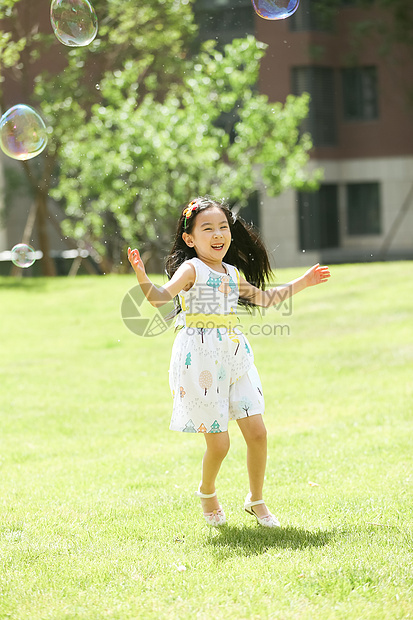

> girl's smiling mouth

[{"left": 211, "top": 244, "right": 224, "bottom": 250}]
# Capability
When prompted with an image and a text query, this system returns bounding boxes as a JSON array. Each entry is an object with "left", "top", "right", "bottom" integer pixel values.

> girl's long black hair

[{"left": 165, "top": 196, "right": 273, "bottom": 313}]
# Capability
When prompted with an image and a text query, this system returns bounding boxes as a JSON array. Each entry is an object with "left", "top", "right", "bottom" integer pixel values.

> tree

[
  {"left": 182, "top": 419, "right": 197, "bottom": 433},
  {"left": 238, "top": 396, "right": 253, "bottom": 417},
  {"left": 199, "top": 370, "right": 213, "bottom": 396},
  {"left": 53, "top": 35, "right": 320, "bottom": 271},
  {"left": 209, "top": 420, "right": 222, "bottom": 433},
  {"left": 1, "top": 0, "right": 56, "bottom": 275},
  {"left": 217, "top": 364, "right": 226, "bottom": 393},
  {"left": 0, "top": 1, "right": 26, "bottom": 106},
  {"left": 1, "top": 0, "right": 197, "bottom": 275}
]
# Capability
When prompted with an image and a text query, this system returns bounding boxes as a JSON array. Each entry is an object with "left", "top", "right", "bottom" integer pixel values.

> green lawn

[{"left": 0, "top": 262, "right": 412, "bottom": 620}]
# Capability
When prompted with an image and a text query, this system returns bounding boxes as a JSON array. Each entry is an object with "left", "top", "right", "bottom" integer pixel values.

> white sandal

[
  {"left": 195, "top": 485, "right": 226, "bottom": 526},
  {"left": 244, "top": 492, "right": 280, "bottom": 528}
]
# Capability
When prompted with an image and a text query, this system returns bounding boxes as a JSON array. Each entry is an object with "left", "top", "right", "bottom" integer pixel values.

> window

[
  {"left": 346, "top": 183, "right": 381, "bottom": 235},
  {"left": 342, "top": 67, "right": 378, "bottom": 121},
  {"left": 194, "top": 0, "right": 254, "bottom": 45},
  {"left": 289, "top": 0, "right": 334, "bottom": 32},
  {"left": 298, "top": 185, "right": 340, "bottom": 250},
  {"left": 292, "top": 67, "right": 337, "bottom": 146}
]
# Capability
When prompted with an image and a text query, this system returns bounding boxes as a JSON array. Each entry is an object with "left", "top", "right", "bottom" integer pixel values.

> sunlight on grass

[{"left": 0, "top": 262, "right": 412, "bottom": 619}]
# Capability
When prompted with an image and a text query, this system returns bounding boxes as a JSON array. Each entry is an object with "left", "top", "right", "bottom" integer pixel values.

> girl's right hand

[{"left": 128, "top": 247, "right": 146, "bottom": 276}]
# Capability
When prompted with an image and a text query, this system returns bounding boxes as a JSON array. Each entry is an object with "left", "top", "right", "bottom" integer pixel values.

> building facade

[
  {"left": 196, "top": 0, "right": 413, "bottom": 267},
  {"left": 256, "top": 0, "right": 413, "bottom": 267}
]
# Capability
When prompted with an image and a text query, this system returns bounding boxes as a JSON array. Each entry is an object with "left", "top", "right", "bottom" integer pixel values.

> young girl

[{"left": 128, "top": 197, "right": 330, "bottom": 528}]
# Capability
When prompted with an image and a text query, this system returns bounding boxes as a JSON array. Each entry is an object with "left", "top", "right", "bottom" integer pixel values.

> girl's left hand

[{"left": 304, "top": 264, "right": 331, "bottom": 287}]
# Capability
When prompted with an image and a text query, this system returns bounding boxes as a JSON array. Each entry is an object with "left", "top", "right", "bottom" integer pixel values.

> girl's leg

[
  {"left": 199, "top": 431, "right": 230, "bottom": 514},
  {"left": 237, "top": 415, "right": 270, "bottom": 519}
]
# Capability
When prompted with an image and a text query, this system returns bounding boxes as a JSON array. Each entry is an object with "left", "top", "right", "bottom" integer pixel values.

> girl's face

[{"left": 182, "top": 206, "right": 231, "bottom": 267}]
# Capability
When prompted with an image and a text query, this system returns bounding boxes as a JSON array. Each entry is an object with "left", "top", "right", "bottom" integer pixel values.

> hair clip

[{"left": 183, "top": 201, "right": 198, "bottom": 230}]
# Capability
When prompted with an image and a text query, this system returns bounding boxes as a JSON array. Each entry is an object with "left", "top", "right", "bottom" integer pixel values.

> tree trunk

[
  {"left": 36, "top": 188, "right": 57, "bottom": 277},
  {"left": 10, "top": 201, "right": 38, "bottom": 278},
  {"left": 20, "top": 158, "right": 57, "bottom": 277}
]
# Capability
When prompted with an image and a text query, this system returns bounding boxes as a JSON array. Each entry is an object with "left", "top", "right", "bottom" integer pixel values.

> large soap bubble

[
  {"left": 251, "top": 0, "right": 300, "bottom": 20},
  {"left": 50, "top": 0, "right": 98, "bottom": 47},
  {"left": 0, "top": 105, "right": 48, "bottom": 161}
]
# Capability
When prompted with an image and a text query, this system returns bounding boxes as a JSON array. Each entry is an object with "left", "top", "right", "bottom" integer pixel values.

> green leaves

[
  {"left": 54, "top": 35, "right": 320, "bottom": 266},
  {"left": 0, "top": 0, "right": 26, "bottom": 86},
  {"left": 0, "top": 0, "right": 21, "bottom": 20},
  {"left": 0, "top": 31, "right": 26, "bottom": 74}
]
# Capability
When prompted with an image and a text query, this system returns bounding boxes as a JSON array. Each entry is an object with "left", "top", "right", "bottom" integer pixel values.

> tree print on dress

[
  {"left": 238, "top": 396, "right": 253, "bottom": 417},
  {"left": 183, "top": 419, "right": 197, "bottom": 433},
  {"left": 210, "top": 420, "right": 222, "bottom": 433},
  {"left": 168, "top": 259, "right": 257, "bottom": 435},
  {"left": 199, "top": 370, "right": 213, "bottom": 395},
  {"left": 217, "top": 364, "right": 226, "bottom": 393}
]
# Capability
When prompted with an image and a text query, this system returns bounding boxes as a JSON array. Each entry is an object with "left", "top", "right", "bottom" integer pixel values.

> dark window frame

[
  {"left": 346, "top": 182, "right": 381, "bottom": 235},
  {"left": 194, "top": 0, "right": 254, "bottom": 44},
  {"left": 292, "top": 66, "right": 338, "bottom": 147},
  {"left": 289, "top": 0, "right": 335, "bottom": 32},
  {"left": 341, "top": 66, "right": 379, "bottom": 122},
  {"left": 297, "top": 184, "right": 340, "bottom": 251}
]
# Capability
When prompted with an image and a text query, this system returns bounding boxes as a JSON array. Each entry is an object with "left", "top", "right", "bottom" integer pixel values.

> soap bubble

[
  {"left": 11, "top": 244, "right": 36, "bottom": 269},
  {"left": 0, "top": 105, "right": 48, "bottom": 161},
  {"left": 50, "top": 0, "right": 98, "bottom": 47},
  {"left": 251, "top": 0, "right": 300, "bottom": 20}
]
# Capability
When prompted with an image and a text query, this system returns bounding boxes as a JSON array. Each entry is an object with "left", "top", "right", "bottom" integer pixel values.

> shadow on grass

[
  {"left": 0, "top": 277, "right": 48, "bottom": 290},
  {"left": 206, "top": 525, "right": 336, "bottom": 557}
]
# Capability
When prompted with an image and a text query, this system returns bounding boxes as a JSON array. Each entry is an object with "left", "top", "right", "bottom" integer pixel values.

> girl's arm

[
  {"left": 239, "top": 264, "right": 331, "bottom": 308},
  {"left": 128, "top": 247, "right": 195, "bottom": 307}
]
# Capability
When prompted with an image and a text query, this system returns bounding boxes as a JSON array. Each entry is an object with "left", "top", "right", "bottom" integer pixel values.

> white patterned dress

[{"left": 169, "top": 257, "right": 265, "bottom": 433}]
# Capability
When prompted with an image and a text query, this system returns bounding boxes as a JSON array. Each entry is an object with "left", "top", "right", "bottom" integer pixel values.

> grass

[{"left": 0, "top": 261, "right": 412, "bottom": 619}]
